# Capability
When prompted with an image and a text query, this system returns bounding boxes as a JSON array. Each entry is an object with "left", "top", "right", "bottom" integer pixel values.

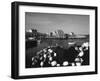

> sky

[{"left": 25, "top": 12, "right": 89, "bottom": 34}]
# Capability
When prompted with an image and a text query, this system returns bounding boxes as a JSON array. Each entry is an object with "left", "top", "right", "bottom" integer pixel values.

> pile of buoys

[{"left": 31, "top": 42, "right": 89, "bottom": 67}]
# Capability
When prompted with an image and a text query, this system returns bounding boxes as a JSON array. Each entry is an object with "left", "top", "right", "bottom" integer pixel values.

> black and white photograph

[
  {"left": 25, "top": 12, "right": 90, "bottom": 68},
  {"left": 11, "top": 1, "right": 97, "bottom": 79}
]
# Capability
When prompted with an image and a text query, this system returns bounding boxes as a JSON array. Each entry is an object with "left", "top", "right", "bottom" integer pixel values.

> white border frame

[{"left": 19, "top": 5, "right": 95, "bottom": 76}]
